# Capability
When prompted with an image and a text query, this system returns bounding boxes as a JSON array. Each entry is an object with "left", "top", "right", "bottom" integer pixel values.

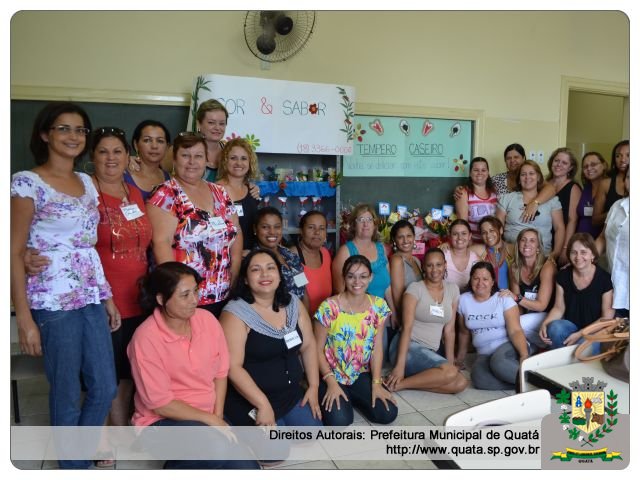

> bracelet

[
  {"left": 322, "top": 371, "right": 335, "bottom": 381},
  {"left": 533, "top": 200, "right": 540, "bottom": 206},
  {"left": 515, "top": 294, "right": 524, "bottom": 304},
  {"left": 372, "top": 378, "right": 384, "bottom": 385}
]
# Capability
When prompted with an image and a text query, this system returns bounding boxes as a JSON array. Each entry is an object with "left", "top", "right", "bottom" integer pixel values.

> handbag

[{"left": 574, "top": 317, "right": 629, "bottom": 382}]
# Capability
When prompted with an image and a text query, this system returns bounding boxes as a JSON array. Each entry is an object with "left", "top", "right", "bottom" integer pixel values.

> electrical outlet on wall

[
  {"left": 528, "top": 151, "right": 536, "bottom": 160},
  {"left": 536, "top": 151, "right": 545, "bottom": 163}
]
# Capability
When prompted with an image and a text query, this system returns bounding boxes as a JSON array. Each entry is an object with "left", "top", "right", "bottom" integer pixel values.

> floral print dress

[
  {"left": 148, "top": 178, "right": 238, "bottom": 305},
  {"left": 10, "top": 171, "right": 112, "bottom": 311},
  {"left": 314, "top": 295, "right": 390, "bottom": 385}
]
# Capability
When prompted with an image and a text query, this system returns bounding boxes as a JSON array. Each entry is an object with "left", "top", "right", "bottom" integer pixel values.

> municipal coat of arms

[{"left": 551, "top": 377, "right": 622, "bottom": 462}]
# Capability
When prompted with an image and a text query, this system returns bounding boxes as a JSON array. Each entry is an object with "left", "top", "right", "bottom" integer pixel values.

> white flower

[
  {"left": 561, "top": 405, "right": 568, "bottom": 411},
  {"left": 563, "top": 425, "right": 569, "bottom": 431},
  {"left": 578, "top": 436, "right": 584, "bottom": 442}
]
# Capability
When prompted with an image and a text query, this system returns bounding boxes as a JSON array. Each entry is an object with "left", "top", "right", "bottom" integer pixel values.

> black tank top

[
  {"left": 604, "top": 176, "right": 623, "bottom": 212},
  {"left": 519, "top": 271, "right": 555, "bottom": 313}
]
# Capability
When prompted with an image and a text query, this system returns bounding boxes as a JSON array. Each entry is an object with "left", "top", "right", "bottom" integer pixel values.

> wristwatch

[{"left": 515, "top": 294, "right": 524, "bottom": 304}]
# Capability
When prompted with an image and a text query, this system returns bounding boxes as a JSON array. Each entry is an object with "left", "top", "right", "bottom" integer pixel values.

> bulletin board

[{"left": 339, "top": 104, "right": 481, "bottom": 214}]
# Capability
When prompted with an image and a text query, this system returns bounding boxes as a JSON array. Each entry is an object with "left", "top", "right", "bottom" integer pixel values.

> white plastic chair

[
  {"left": 519, "top": 344, "right": 592, "bottom": 393},
  {"left": 444, "top": 389, "right": 551, "bottom": 427},
  {"left": 11, "top": 314, "right": 46, "bottom": 423}
]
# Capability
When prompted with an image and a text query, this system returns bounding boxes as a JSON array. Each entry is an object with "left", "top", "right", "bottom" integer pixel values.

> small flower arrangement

[{"left": 422, "top": 212, "right": 457, "bottom": 248}]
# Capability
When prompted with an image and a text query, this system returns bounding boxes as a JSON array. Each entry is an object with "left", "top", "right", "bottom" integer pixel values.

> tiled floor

[{"left": 10, "top": 354, "right": 519, "bottom": 470}]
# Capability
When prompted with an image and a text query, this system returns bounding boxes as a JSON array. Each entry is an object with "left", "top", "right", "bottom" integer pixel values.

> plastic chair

[
  {"left": 519, "top": 344, "right": 592, "bottom": 393},
  {"left": 444, "top": 389, "right": 551, "bottom": 427},
  {"left": 11, "top": 314, "right": 46, "bottom": 424}
]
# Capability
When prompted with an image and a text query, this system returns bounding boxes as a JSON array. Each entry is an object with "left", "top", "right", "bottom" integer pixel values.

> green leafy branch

[
  {"left": 337, "top": 86, "right": 354, "bottom": 141},
  {"left": 190, "top": 75, "right": 212, "bottom": 130}
]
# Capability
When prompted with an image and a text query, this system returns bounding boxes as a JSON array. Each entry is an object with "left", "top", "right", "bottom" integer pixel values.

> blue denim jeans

[
  {"left": 388, "top": 335, "right": 447, "bottom": 376},
  {"left": 32, "top": 303, "right": 117, "bottom": 469},
  {"left": 147, "top": 419, "right": 259, "bottom": 469},
  {"left": 276, "top": 401, "right": 323, "bottom": 427},
  {"left": 546, "top": 319, "right": 579, "bottom": 349},
  {"left": 471, "top": 341, "right": 532, "bottom": 391},
  {"left": 319, "top": 372, "right": 398, "bottom": 426}
]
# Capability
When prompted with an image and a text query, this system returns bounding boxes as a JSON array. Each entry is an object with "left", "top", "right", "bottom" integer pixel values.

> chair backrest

[
  {"left": 444, "top": 390, "right": 550, "bottom": 427},
  {"left": 519, "top": 344, "right": 593, "bottom": 392}
]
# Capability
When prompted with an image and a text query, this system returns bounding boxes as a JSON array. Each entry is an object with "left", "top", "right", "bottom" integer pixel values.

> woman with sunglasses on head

[
  {"left": 216, "top": 138, "right": 260, "bottom": 253},
  {"left": 88, "top": 127, "right": 153, "bottom": 433},
  {"left": 593, "top": 140, "right": 629, "bottom": 229},
  {"left": 124, "top": 120, "right": 172, "bottom": 202},
  {"left": 456, "top": 262, "right": 530, "bottom": 390},
  {"left": 147, "top": 132, "right": 243, "bottom": 319},
  {"left": 576, "top": 151, "right": 608, "bottom": 238},
  {"left": 289, "top": 210, "right": 333, "bottom": 315},
  {"left": 315, "top": 255, "right": 398, "bottom": 426},
  {"left": 11, "top": 102, "right": 118, "bottom": 469}
]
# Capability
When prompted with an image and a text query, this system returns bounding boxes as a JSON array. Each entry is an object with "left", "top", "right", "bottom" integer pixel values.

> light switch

[{"left": 537, "top": 151, "right": 545, "bottom": 163}]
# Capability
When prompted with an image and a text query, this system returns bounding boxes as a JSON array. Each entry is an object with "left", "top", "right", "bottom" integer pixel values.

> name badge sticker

[
  {"left": 235, "top": 205, "right": 244, "bottom": 217},
  {"left": 120, "top": 203, "right": 144, "bottom": 221},
  {"left": 430, "top": 305, "right": 445, "bottom": 317},
  {"left": 583, "top": 206, "right": 593, "bottom": 217},
  {"left": 211, "top": 216, "right": 227, "bottom": 230},
  {"left": 284, "top": 330, "right": 302, "bottom": 349},
  {"left": 293, "top": 272, "right": 309, "bottom": 287}
]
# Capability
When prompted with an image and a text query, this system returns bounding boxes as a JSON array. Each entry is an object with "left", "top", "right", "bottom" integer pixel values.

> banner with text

[
  {"left": 343, "top": 115, "right": 474, "bottom": 177},
  {"left": 188, "top": 74, "right": 355, "bottom": 155}
]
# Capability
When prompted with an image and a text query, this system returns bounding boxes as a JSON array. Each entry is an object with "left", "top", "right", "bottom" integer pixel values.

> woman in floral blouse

[
  {"left": 10, "top": 102, "right": 118, "bottom": 469},
  {"left": 147, "top": 132, "right": 243, "bottom": 318},
  {"left": 314, "top": 255, "right": 398, "bottom": 426}
]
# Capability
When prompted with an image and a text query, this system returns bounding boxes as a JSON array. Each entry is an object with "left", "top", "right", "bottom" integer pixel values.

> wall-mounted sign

[
  {"left": 343, "top": 115, "right": 474, "bottom": 177},
  {"left": 188, "top": 74, "right": 355, "bottom": 155}
]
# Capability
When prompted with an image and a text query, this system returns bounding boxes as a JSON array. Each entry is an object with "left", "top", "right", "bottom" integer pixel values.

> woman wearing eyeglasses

[
  {"left": 11, "top": 102, "right": 118, "bottom": 469},
  {"left": 147, "top": 132, "right": 243, "bottom": 319},
  {"left": 332, "top": 204, "right": 394, "bottom": 354}
]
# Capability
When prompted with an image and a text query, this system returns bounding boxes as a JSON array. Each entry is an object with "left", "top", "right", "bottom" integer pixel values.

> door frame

[{"left": 559, "top": 76, "right": 629, "bottom": 146}]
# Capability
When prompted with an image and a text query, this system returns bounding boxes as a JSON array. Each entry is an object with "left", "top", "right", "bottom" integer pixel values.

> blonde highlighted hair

[{"left": 217, "top": 138, "right": 259, "bottom": 182}]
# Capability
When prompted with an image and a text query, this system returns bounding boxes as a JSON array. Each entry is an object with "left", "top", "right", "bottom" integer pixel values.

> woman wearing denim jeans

[
  {"left": 315, "top": 255, "right": 398, "bottom": 426},
  {"left": 10, "top": 102, "right": 118, "bottom": 469},
  {"left": 539, "top": 233, "right": 614, "bottom": 349},
  {"left": 456, "top": 262, "right": 530, "bottom": 390}
]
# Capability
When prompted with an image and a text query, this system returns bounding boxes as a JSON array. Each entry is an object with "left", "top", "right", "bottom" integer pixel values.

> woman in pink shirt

[{"left": 128, "top": 262, "right": 258, "bottom": 469}]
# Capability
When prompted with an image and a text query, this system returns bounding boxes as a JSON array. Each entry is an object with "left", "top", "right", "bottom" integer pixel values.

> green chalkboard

[
  {"left": 339, "top": 174, "right": 466, "bottom": 217},
  {"left": 11, "top": 100, "right": 189, "bottom": 174}
]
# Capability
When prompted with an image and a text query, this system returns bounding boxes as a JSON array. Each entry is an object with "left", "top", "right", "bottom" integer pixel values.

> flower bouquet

[{"left": 422, "top": 211, "right": 457, "bottom": 248}]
